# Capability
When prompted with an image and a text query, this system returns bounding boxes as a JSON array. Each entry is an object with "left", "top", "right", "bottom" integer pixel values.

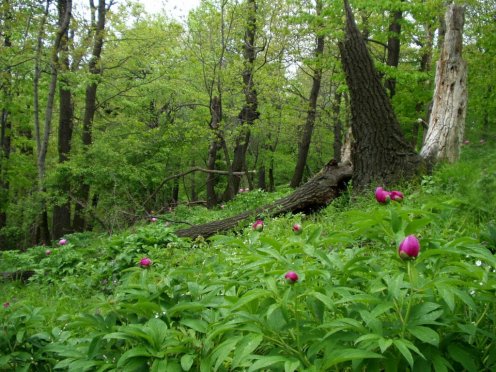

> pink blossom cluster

[{"left": 375, "top": 187, "right": 404, "bottom": 204}]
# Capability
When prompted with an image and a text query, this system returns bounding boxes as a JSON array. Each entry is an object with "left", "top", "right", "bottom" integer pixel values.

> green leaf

[
  {"left": 231, "top": 289, "right": 272, "bottom": 310},
  {"left": 322, "top": 348, "right": 383, "bottom": 368},
  {"left": 408, "top": 326, "right": 440, "bottom": 346},
  {"left": 180, "top": 318, "right": 208, "bottom": 334},
  {"left": 405, "top": 218, "right": 431, "bottom": 235},
  {"left": 248, "top": 356, "right": 289, "bottom": 371},
  {"left": 447, "top": 343, "right": 479, "bottom": 371},
  {"left": 390, "top": 209, "right": 403, "bottom": 234},
  {"left": 393, "top": 339, "right": 414, "bottom": 368},
  {"left": 211, "top": 336, "right": 242, "bottom": 371},
  {"left": 116, "top": 347, "right": 152, "bottom": 369},
  {"left": 180, "top": 354, "right": 195, "bottom": 371},
  {"left": 308, "top": 291, "right": 334, "bottom": 311},
  {"left": 435, "top": 284, "right": 455, "bottom": 312},
  {"left": 306, "top": 225, "right": 322, "bottom": 244},
  {"left": 378, "top": 338, "right": 393, "bottom": 353},
  {"left": 232, "top": 334, "right": 263, "bottom": 368},
  {"left": 284, "top": 359, "right": 301, "bottom": 372}
]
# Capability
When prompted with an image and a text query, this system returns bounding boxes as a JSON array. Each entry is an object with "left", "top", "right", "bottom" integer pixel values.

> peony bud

[
  {"left": 390, "top": 190, "right": 404, "bottom": 202},
  {"left": 3, "top": 302, "right": 10, "bottom": 308},
  {"left": 45, "top": 249, "right": 52, "bottom": 256},
  {"left": 139, "top": 257, "right": 152, "bottom": 268},
  {"left": 398, "top": 235, "right": 420, "bottom": 260},
  {"left": 284, "top": 271, "right": 299, "bottom": 283},
  {"left": 375, "top": 187, "right": 391, "bottom": 204},
  {"left": 292, "top": 223, "right": 303, "bottom": 234},
  {"left": 58, "top": 238, "right": 67, "bottom": 246},
  {"left": 252, "top": 219, "right": 264, "bottom": 232}
]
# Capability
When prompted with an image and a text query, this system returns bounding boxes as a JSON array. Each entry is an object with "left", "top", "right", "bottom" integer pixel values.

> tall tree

[
  {"left": 290, "top": 0, "right": 324, "bottom": 188},
  {"left": 73, "top": 0, "right": 107, "bottom": 231},
  {"left": 338, "top": 0, "right": 421, "bottom": 188},
  {"left": 222, "top": 0, "right": 259, "bottom": 200},
  {"left": 384, "top": 0, "right": 404, "bottom": 98},
  {"left": 34, "top": 0, "right": 72, "bottom": 243},
  {"left": 0, "top": 0, "right": 13, "bottom": 245},
  {"left": 420, "top": 4, "right": 467, "bottom": 164},
  {"left": 52, "top": 0, "right": 74, "bottom": 239}
]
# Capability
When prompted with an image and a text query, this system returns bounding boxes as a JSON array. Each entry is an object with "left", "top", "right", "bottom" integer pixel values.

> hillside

[{"left": 1, "top": 141, "right": 496, "bottom": 371}]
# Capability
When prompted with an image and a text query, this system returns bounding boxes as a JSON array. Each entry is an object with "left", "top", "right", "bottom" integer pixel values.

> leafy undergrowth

[{"left": 1, "top": 144, "right": 496, "bottom": 371}]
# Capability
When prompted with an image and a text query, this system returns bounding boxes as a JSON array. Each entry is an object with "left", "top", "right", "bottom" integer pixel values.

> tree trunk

[
  {"left": 412, "top": 22, "right": 434, "bottom": 149},
  {"left": 35, "top": 0, "right": 72, "bottom": 243},
  {"left": 52, "top": 0, "right": 74, "bottom": 239},
  {"left": 290, "top": 0, "right": 324, "bottom": 188},
  {"left": 384, "top": 2, "right": 403, "bottom": 98},
  {"left": 176, "top": 162, "right": 352, "bottom": 239},
  {"left": 0, "top": 0, "right": 13, "bottom": 244},
  {"left": 420, "top": 4, "right": 467, "bottom": 165},
  {"left": 206, "top": 96, "right": 222, "bottom": 208},
  {"left": 338, "top": 0, "right": 421, "bottom": 189},
  {"left": 73, "top": 0, "right": 106, "bottom": 231},
  {"left": 223, "top": 0, "right": 259, "bottom": 201},
  {"left": 332, "top": 91, "right": 343, "bottom": 163}
]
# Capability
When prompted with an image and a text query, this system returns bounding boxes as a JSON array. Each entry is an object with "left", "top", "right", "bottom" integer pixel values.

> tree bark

[
  {"left": 332, "top": 91, "right": 343, "bottom": 163},
  {"left": 52, "top": 0, "right": 74, "bottom": 239},
  {"left": 176, "top": 162, "right": 352, "bottom": 239},
  {"left": 290, "top": 0, "right": 324, "bottom": 188},
  {"left": 338, "top": 0, "right": 421, "bottom": 189},
  {"left": 420, "top": 4, "right": 467, "bottom": 165},
  {"left": 223, "top": 0, "right": 259, "bottom": 201}
]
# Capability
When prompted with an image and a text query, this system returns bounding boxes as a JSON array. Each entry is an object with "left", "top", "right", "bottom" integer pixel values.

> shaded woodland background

[{"left": 0, "top": 0, "right": 494, "bottom": 249}]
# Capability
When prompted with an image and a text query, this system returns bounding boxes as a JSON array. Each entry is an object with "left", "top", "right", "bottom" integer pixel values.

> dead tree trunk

[
  {"left": 338, "top": 0, "right": 421, "bottom": 189},
  {"left": 176, "top": 162, "right": 351, "bottom": 239},
  {"left": 420, "top": 4, "right": 467, "bottom": 165}
]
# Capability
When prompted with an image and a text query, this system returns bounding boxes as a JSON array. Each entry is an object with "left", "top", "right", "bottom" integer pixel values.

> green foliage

[{"left": 2, "top": 144, "right": 496, "bottom": 370}]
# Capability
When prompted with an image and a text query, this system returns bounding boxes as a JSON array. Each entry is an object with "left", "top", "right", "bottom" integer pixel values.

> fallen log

[
  {"left": 176, "top": 161, "right": 352, "bottom": 239},
  {"left": 1, "top": 270, "right": 35, "bottom": 282}
]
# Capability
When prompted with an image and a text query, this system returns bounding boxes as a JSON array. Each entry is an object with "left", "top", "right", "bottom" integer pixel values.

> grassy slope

[
  {"left": 2, "top": 141, "right": 495, "bottom": 316},
  {"left": 1, "top": 140, "right": 495, "bottom": 370}
]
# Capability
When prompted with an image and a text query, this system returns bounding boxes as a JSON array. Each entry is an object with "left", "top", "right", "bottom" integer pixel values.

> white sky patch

[{"left": 138, "top": 0, "right": 200, "bottom": 20}]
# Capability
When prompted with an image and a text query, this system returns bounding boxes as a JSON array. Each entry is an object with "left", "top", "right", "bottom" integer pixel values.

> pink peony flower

[
  {"left": 150, "top": 217, "right": 157, "bottom": 222},
  {"left": 390, "top": 190, "right": 404, "bottom": 202},
  {"left": 398, "top": 235, "right": 420, "bottom": 260},
  {"left": 58, "top": 238, "right": 67, "bottom": 246},
  {"left": 292, "top": 223, "right": 303, "bottom": 234},
  {"left": 139, "top": 257, "right": 152, "bottom": 268},
  {"left": 252, "top": 219, "right": 264, "bottom": 232},
  {"left": 45, "top": 249, "right": 52, "bottom": 256},
  {"left": 284, "top": 271, "right": 299, "bottom": 283},
  {"left": 375, "top": 187, "right": 391, "bottom": 204},
  {"left": 239, "top": 188, "right": 245, "bottom": 193}
]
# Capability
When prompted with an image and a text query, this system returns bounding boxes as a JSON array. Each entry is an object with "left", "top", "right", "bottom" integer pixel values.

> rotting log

[{"left": 175, "top": 161, "right": 352, "bottom": 239}]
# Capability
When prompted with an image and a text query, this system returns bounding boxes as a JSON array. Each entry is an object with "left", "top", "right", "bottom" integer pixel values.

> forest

[{"left": 1, "top": 0, "right": 496, "bottom": 370}]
